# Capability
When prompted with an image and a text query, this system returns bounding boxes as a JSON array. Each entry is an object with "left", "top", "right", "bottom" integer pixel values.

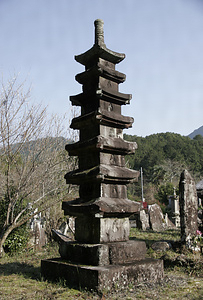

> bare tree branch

[{"left": 0, "top": 76, "right": 78, "bottom": 255}]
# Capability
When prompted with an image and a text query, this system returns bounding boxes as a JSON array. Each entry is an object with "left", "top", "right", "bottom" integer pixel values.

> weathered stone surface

[
  {"left": 179, "top": 170, "right": 198, "bottom": 242},
  {"left": 168, "top": 193, "right": 180, "bottom": 227},
  {"left": 148, "top": 204, "right": 166, "bottom": 232},
  {"left": 58, "top": 240, "right": 146, "bottom": 266},
  {"left": 64, "top": 163, "right": 139, "bottom": 185},
  {"left": 60, "top": 242, "right": 109, "bottom": 266},
  {"left": 109, "top": 240, "right": 146, "bottom": 264},
  {"left": 65, "top": 135, "right": 138, "bottom": 157},
  {"left": 62, "top": 197, "right": 141, "bottom": 218},
  {"left": 75, "top": 62, "right": 126, "bottom": 85},
  {"left": 41, "top": 258, "right": 164, "bottom": 291},
  {"left": 151, "top": 241, "right": 171, "bottom": 252},
  {"left": 135, "top": 209, "right": 150, "bottom": 231},
  {"left": 164, "top": 213, "right": 176, "bottom": 229},
  {"left": 75, "top": 217, "right": 130, "bottom": 243}
]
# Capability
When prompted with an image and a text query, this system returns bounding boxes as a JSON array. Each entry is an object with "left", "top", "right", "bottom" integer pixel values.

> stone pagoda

[{"left": 41, "top": 19, "right": 163, "bottom": 291}]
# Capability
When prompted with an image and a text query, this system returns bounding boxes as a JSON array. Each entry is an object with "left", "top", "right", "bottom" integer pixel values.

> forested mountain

[
  {"left": 188, "top": 125, "right": 203, "bottom": 139},
  {"left": 11, "top": 136, "right": 71, "bottom": 158},
  {"left": 124, "top": 132, "right": 203, "bottom": 177},
  {"left": 124, "top": 132, "right": 203, "bottom": 204}
]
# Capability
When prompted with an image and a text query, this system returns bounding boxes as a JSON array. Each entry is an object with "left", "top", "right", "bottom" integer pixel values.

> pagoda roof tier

[
  {"left": 64, "top": 164, "right": 139, "bottom": 185},
  {"left": 62, "top": 197, "right": 141, "bottom": 217},
  {"left": 65, "top": 135, "right": 137, "bottom": 156},
  {"left": 75, "top": 61, "right": 126, "bottom": 84},
  {"left": 75, "top": 44, "right": 125, "bottom": 66},
  {"left": 70, "top": 88, "right": 132, "bottom": 107},
  {"left": 70, "top": 109, "right": 134, "bottom": 130}
]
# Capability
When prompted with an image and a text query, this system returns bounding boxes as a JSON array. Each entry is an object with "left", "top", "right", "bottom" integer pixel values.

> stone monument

[
  {"left": 168, "top": 188, "right": 180, "bottom": 227},
  {"left": 179, "top": 169, "right": 198, "bottom": 243},
  {"left": 41, "top": 19, "right": 164, "bottom": 291},
  {"left": 148, "top": 203, "right": 166, "bottom": 232}
]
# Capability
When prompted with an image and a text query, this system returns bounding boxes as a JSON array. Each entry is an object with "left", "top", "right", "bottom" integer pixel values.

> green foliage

[
  {"left": 124, "top": 132, "right": 203, "bottom": 181},
  {"left": 124, "top": 132, "right": 203, "bottom": 206},
  {"left": 155, "top": 182, "right": 174, "bottom": 205},
  {"left": 0, "top": 186, "right": 29, "bottom": 255},
  {"left": 127, "top": 182, "right": 142, "bottom": 201},
  {"left": 4, "top": 224, "right": 29, "bottom": 254},
  {"left": 193, "top": 134, "right": 203, "bottom": 142}
]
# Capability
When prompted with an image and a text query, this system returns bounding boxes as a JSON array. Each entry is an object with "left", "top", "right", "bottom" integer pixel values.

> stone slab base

[
  {"left": 41, "top": 258, "right": 164, "bottom": 291},
  {"left": 59, "top": 240, "right": 146, "bottom": 266}
]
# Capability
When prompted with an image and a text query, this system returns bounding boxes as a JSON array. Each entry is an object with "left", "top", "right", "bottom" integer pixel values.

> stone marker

[
  {"left": 164, "top": 213, "right": 176, "bottom": 229},
  {"left": 168, "top": 188, "right": 180, "bottom": 227},
  {"left": 135, "top": 209, "right": 150, "bottom": 231},
  {"left": 148, "top": 203, "right": 166, "bottom": 232},
  {"left": 179, "top": 170, "right": 198, "bottom": 243},
  {"left": 41, "top": 19, "right": 164, "bottom": 291}
]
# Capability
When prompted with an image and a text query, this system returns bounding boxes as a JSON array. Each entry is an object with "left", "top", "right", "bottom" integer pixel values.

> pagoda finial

[
  {"left": 94, "top": 19, "right": 105, "bottom": 46},
  {"left": 75, "top": 19, "right": 125, "bottom": 66}
]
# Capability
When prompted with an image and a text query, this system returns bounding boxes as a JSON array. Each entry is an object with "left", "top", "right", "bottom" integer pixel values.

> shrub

[{"left": 4, "top": 224, "right": 29, "bottom": 255}]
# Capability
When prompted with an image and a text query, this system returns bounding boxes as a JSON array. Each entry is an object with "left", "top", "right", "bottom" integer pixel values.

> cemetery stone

[
  {"left": 179, "top": 170, "right": 198, "bottom": 243},
  {"left": 135, "top": 209, "right": 150, "bottom": 231},
  {"left": 148, "top": 203, "right": 166, "bottom": 232}
]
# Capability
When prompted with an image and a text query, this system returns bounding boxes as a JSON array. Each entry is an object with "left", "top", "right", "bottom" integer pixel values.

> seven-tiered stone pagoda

[{"left": 41, "top": 19, "right": 164, "bottom": 291}]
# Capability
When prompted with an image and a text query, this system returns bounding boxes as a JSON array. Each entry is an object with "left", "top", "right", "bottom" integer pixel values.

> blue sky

[{"left": 0, "top": 0, "right": 202, "bottom": 137}]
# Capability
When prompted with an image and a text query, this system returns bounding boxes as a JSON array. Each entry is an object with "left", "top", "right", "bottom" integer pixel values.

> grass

[
  {"left": 0, "top": 230, "right": 202, "bottom": 299},
  {"left": 0, "top": 244, "right": 94, "bottom": 299},
  {"left": 130, "top": 228, "right": 180, "bottom": 245},
  {"left": 130, "top": 228, "right": 203, "bottom": 278}
]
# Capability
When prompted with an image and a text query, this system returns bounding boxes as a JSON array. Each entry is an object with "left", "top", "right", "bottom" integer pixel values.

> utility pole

[{"left": 141, "top": 167, "right": 144, "bottom": 207}]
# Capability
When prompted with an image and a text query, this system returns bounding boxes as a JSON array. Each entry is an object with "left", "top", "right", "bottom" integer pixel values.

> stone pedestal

[
  {"left": 41, "top": 258, "right": 163, "bottom": 291},
  {"left": 41, "top": 19, "right": 164, "bottom": 291}
]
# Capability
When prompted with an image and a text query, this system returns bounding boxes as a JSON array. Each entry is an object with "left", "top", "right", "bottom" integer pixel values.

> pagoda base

[
  {"left": 41, "top": 257, "right": 164, "bottom": 291},
  {"left": 43, "top": 223, "right": 164, "bottom": 291}
]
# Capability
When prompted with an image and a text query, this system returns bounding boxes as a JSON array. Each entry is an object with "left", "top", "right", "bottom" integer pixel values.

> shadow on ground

[{"left": 0, "top": 262, "right": 40, "bottom": 280}]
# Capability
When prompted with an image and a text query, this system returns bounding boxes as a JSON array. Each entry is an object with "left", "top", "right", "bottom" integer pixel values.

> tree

[
  {"left": 0, "top": 76, "right": 77, "bottom": 255},
  {"left": 124, "top": 132, "right": 203, "bottom": 206},
  {"left": 162, "top": 159, "right": 186, "bottom": 184},
  {"left": 155, "top": 182, "right": 174, "bottom": 205}
]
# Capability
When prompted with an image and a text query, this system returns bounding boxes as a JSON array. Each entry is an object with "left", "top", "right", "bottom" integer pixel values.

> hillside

[
  {"left": 5, "top": 136, "right": 71, "bottom": 158},
  {"left": 124, "top": 132, "right": 203, "bottom": 182},
  {"left": 123, "top": 132, "right": 203, "bottom": 203},
  {"left": 188, "top": 125, "right": 203, "bottom": 139}
]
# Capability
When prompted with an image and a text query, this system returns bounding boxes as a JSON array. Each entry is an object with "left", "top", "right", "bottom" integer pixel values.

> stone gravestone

[
  {"left": 41, "top": 19, "right": 164, "bottom": 291},
  {"left": 148, "top": 203, "right": 166, "bottom": 232},
  {"left": 29, "top": 210, "right": 47, "bottom": 250},
  {"left": 135, "top": 209, "right": 150, "bottom": 231},
  {"left": 179, "top": 169, "right": 198, "bottom": 243},
  {"left": 168, "top": 188, "right": 180, "bottom": 227},
  {"left": 164, "top": 213, "right": 176, "bottom": 229}
]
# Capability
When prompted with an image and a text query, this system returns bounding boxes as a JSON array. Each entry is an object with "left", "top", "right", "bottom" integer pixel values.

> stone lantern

[{"left": 41, "top": 19, "right": 163, "bottom": 291}]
